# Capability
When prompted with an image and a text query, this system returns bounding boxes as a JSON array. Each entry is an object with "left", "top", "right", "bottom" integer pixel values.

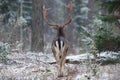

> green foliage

[
  {"left": 97, "top": 52, "right": 120, "bottom": 65},
  {"left": 92, "top": 0, "right": 120, "bottom": 52},
  {"left": 99, "top": 15, "right": 118, "bottom": 23},
  {"left": 85, "top": 16, "right": 120, "bottom": 52},
  {"left": 0, "top": 41, "right": 11, "bottom": 63},
  {"left": 94, "top": 26, "right": 120, "bottom": 52},
  {"left": 99, "top": 0, "right": 120, "bottom": 13},
  {"left": 98, "top": 57, "right": 120, "bottom": 65},
  {"left": 95, "top": 0, "right": 120, "bottom": 23}
]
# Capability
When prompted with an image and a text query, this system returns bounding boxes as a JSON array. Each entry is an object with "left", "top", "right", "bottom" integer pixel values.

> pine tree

[{"left": 96, "top": 0, "right": 120, "bottom": 28}]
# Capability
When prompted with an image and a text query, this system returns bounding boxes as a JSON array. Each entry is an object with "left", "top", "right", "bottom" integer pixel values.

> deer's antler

[
  {"left": 43, "top": 6, "right": 58, "bottom": 27},
  {"left": 62, "top": 1, "right": 73, "bottom": 27}
]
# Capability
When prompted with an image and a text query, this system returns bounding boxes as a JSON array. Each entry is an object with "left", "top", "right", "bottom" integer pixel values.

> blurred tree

[
  {"left": 73, "top": 0, "right": 91, "bottom": 52},
  {"left": 93, "top": 0, "right": 120, "bottom": 52},
  {"left": 0, "top": 0, "right": 32, "bottom": 24},
  {"left": 95, "top": 0, "right": 120, "bottom": 28},
  {"left": 31, "top": 0, "right": 44, "bottom": 52},
  {"left": 73, "top": 0, "right": 89, "bottom": 33},
  {"left": 0, "top": 0, "right": 18, "bottom": 23},
  {"left": 0, "top": 0, "right": 34, "bottom": 52}
]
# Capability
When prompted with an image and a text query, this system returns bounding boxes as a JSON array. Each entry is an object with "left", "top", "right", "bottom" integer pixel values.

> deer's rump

[{"left": 52, "top": 37, "right": 65, "bottom": 50}]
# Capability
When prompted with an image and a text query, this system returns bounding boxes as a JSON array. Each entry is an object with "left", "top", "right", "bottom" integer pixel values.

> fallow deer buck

[{"left": 43, "top": 1, "right": 73, "bottom": 77}]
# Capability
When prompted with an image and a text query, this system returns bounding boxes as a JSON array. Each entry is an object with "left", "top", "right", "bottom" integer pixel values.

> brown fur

[{"left": 43, "top": 1, "right": 73, "bottom": 77}]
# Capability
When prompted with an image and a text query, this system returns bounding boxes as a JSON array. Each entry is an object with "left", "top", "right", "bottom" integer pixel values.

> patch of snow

[
  {"left": 66, "top": 53, "right": 94, "bottom": 62},
  {"left": 66, "top": 51, "right": 119, "bottom": 62},
  {"left": 118, "top": 19, "right": 120, "bottom": 23},
  {"left": 75, "top": 74, "right": 88, "bottom": 80},
  {"left": 82, "top": 0, "right": 89, "bottom": 4},
  {"left": 81, "top": 7, "right": 90, "bottom": 13},
  {"left": 98, "top": 51, "right": 119, "bottom": 59}
]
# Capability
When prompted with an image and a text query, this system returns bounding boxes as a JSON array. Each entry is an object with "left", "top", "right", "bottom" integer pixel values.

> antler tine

[
  {"left": 63, "top": 1, "right": 73, "bottom": 27},
  {"left": 43, "top": 6, "right": 58, "bottom": 27}
]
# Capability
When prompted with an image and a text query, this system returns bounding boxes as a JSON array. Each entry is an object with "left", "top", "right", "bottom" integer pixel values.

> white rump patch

[
  {"left": 55, "top": 41, "right": 59, "bottom": 55},
  {"left": 60, "top": 40, "right": 63, "bottom": 48},
  {"left": 55, "top": 41, "right": 59, "bottom": 48}
]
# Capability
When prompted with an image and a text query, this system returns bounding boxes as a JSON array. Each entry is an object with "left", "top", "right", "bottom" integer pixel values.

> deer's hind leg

[
  {"left": 60, "top": 46, "right": 68, "bottom": 77},
  {"left": 52, "top": 45, "right": 63, "bottom": 77}
]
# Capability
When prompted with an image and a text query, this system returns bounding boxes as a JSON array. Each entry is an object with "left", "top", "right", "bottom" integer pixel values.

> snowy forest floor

[{"left": 0, "top": 52, "right": 120, "bottom": 80}]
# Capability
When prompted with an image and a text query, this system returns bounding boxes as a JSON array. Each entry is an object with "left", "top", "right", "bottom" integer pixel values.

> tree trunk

[{"left": 31, "top": 0, "right": 44, "bottom": 52}]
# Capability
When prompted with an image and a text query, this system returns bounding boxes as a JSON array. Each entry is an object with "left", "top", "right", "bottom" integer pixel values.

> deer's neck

[{"left": 57, "top": 29, "right": 65, "bottom": 37}]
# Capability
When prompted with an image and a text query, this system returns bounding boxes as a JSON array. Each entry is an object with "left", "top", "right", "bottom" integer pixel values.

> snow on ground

[
  {"left": 66, "top": 53, "right": 94, "bottom": 62},
  {"left": 98, "top": 51, "right": 119, "bottom": 59},
  {"left": 67, "top": 51, "right": 119, "bottom": 62},
  {"left": 0, "top": 51, "right": 120, "bottom": 80}
]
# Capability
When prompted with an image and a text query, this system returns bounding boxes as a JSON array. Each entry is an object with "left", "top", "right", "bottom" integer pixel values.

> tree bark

[{"left": 31, "top": 0, "right": 44, "bottom": 52}]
